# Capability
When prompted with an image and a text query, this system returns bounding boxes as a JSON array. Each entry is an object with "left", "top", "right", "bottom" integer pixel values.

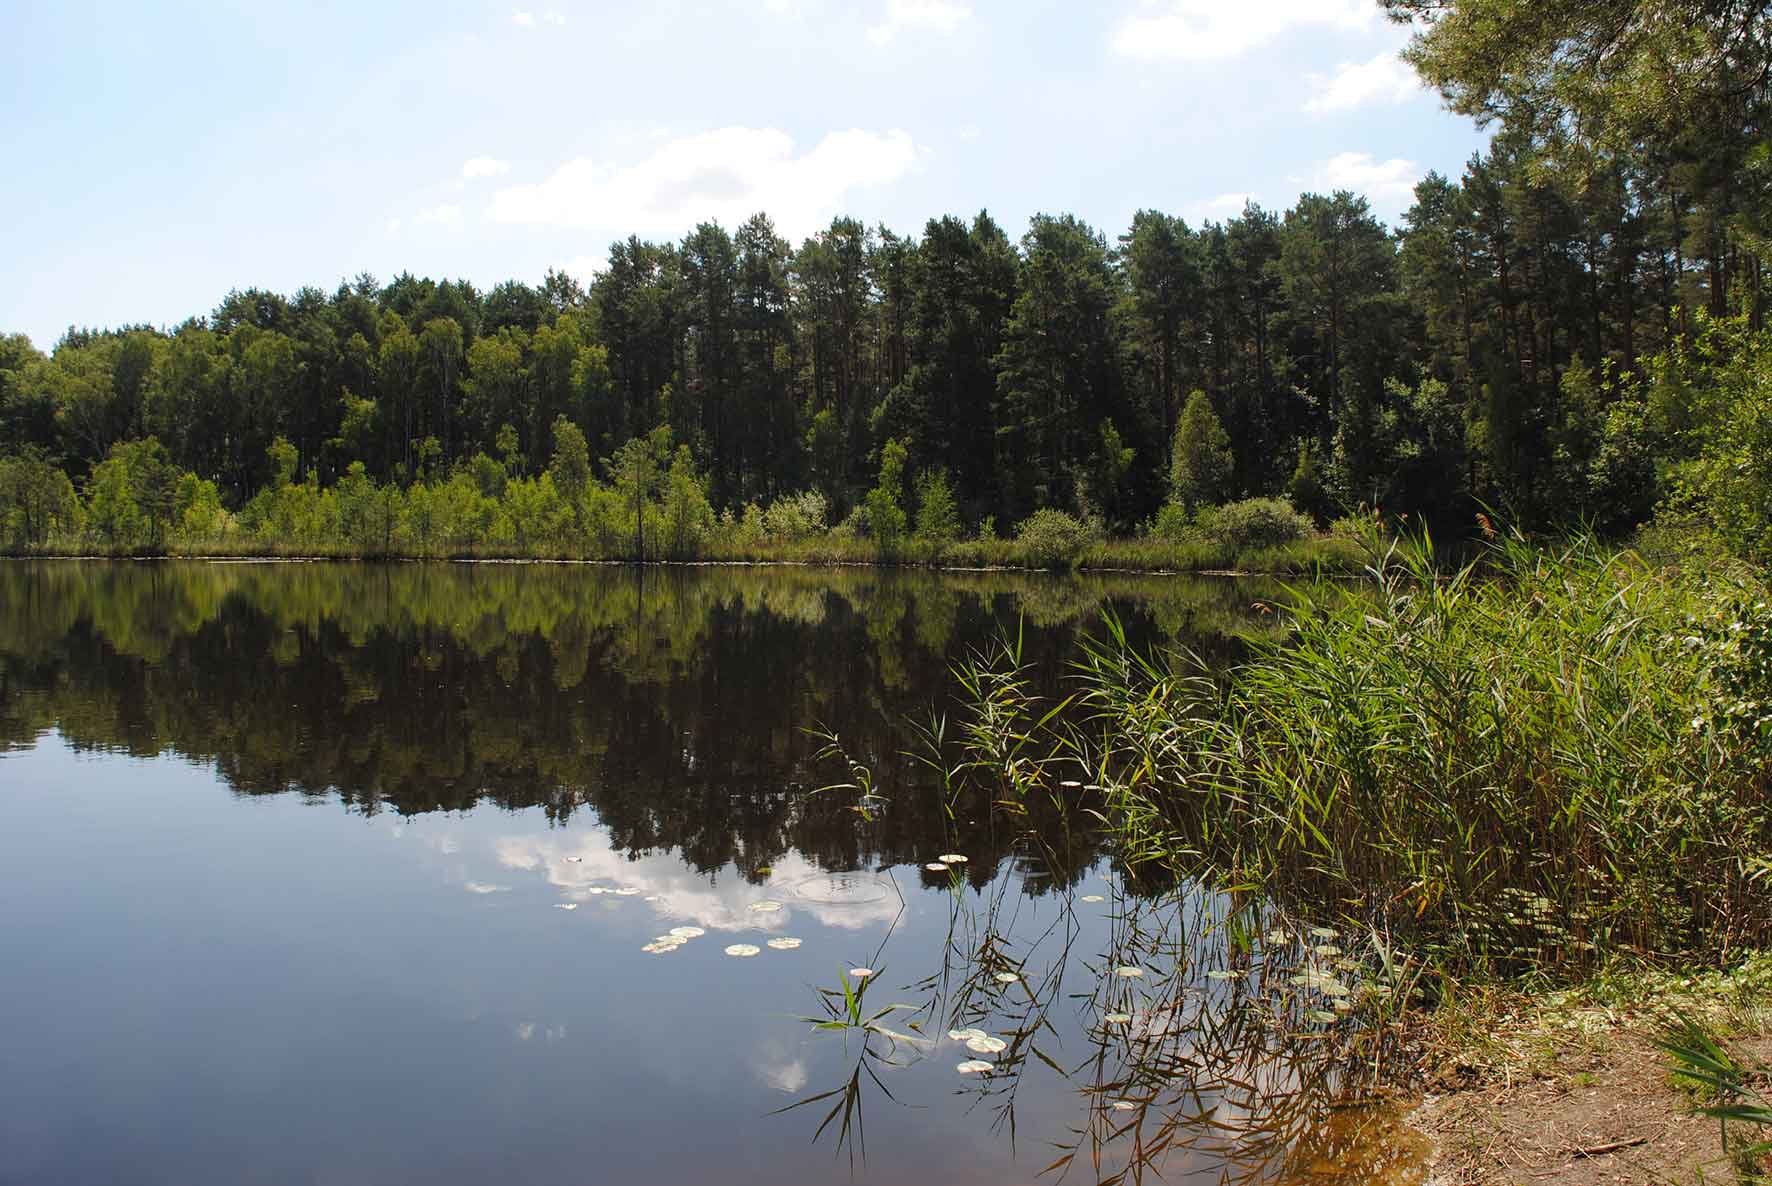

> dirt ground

[{"left": 1410, "top": 1029, "right": 1772, "bottom": 1185}]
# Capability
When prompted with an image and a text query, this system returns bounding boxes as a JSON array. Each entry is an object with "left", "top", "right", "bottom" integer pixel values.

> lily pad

[
  {"left": 1058, "top": 780, "right": 1083, "bottom": 789},
  {"left": 668, "top": 926, "right": 706, "bottom": 939},
  {"left": 956, "top": 1060, "right": 993, "bottom": 1074},
  {"left": 1114, "top": 965, "right": 1146, "bottom": 978},
  {"left": 587, "top": 887, "right": 610, "bottom": 895},
  {"left": 1110, "top": 1100, "right": 1138, "bottom": 1112},
  {"left": 1205, "top": 969, "right": 1235, "bottom": 981},
  {"left": 937, "top": 853, "right": 968, "bottom": 864},
  {"left": 924, "top": 862, "right": 949, "bottom": 872},
  {"left": 553, "top": 903, "right": 579, "bottom": 911},
  {"left": 724, "top": 943, "right": 762, "bottom": 958},
  {"left": 766, "top": 937, "right": 802, "bottom": 950},
  {"left": 1307, "top": 1009, "right": 1339, "bottom": 1023},
  {"left": 965, "top": 1035, "right": 1007, "bottom": 1054},
  {"left": 993, "top": 971, "right": 1020, "bottom": 983},
  {"left": 1266, "top": 930, "right": 1289, "bottom": 944},
  {"left": 747, "top": 900, "right": 783, "bottom": 914},
  {"left": 1309, "top": 926, "right": 1339, "bottom": 940},
  {"left": 848, "top": 967, "right": 875, "bottom": 979},
  {"left": 615, "top": 887, "right": 641, "bottom": 896},
  {"left": 1102, "top": 1012, "right": 1132, "bottom": 1025},
  {"left": 1080, "top": 894, "right": 1106, "bottom": 903},
  {"left": 947, "top": 1027, "right": 987, "bottom": 1042}
]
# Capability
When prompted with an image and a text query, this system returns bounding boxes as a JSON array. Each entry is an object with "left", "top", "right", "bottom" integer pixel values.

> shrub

[
  {"left": 1191, "top": 497, "right": 1313, "bottom": 551},
  {"left": 760, "top": 490, "right": 827, "bottom": 541},
  {"left": 1015, "top": 508, "right": 1095, "bottom": 569}
]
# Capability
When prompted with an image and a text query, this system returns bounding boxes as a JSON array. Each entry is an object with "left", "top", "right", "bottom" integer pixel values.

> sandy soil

[{"left": 1411, "top": 1031, "right": 1772, "bottom": 1185}]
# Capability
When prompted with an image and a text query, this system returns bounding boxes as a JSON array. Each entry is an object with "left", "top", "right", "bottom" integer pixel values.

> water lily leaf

[
  {"left": 747, "top": 900, "right": 783, "bottom": 913},
  {"left": 925, "top": 862, "right": 949, "bottom": 872},
  {"left": 948, "top": 1027, "right": 987, "bottom": 1042},
  {"left": 669, "top": 926, "right": 706, "bottom": 939},
  {"left": 937, "top": 854, "right": 968, "bottom": 864},
  {"left": 965, "top": 1035, "right": 1007, "bottom": 1055},
  {"left": 848, "top": 967, "right": 874, "bottom": 978},
  {"left": 615, "top": 887, "right": 641, "bottom": 896},
  {"left": 1205, "top": 969, "right": 1235, "bottom": 981},
  {"left": 553, "top": 903, "right": 578, "bottom": 911},
  {"left": 725, "top": 943, "right": 762, "bottom": 957},
  {"left": 1080, "top": 894, "right": 1106, "bottom": 903},
  {"left": 956, "top": 1060, "right": 993, "bottom": 1074},
  {"left": 1110, "top": 1100, "right": 1138, "bottom": 1111},
  {"left": 766, "top": 937, "right": 802, "bottom": 950},
  {"left": 1114, "top": 966, "right": 1145, "bottom": 978},
  {"left": 1102, "top": 1012, "right": 1132, "bottom": 1024},
  {"left": 993, "top": 971, "right": 1020, "bottom": 983}
]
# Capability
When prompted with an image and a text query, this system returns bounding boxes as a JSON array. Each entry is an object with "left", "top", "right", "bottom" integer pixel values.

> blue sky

[{"left": 2, "top": 0, "right": 1490, "bottom": 349}]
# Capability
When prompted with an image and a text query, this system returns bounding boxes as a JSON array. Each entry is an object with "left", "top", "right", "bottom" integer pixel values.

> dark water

[{"left": 0, "top": 561, "right": 1420, "bottom": 1186}]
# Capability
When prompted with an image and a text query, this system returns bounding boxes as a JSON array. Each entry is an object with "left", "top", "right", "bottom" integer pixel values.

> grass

[
  {"left": 5, "top": 527, "right": 1370, "bottom": 574},
  {"left": 1065, "top": 531, "right": 1772, "bottom": 976}
]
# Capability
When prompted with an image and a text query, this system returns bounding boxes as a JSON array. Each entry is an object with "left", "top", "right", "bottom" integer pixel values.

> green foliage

[
  {"left": 0, "top": 453, "right": 78, "bottom": 548},
  {"left": 547, "top": 415, "right": 591, "bottom": 503},
  {"left": 760, "top": 490, "right": 827, "bottom": 541},
  {"left": 1076, "top": 536, "right": 1772, "bottom": 969},
  {"left": 1189, "top": 497, "right": 1314, "bottom": 552},
  {"left": 863, "top": 438, "right": 909, "bottom": 554},
  {"left": 913, "top": 468, "right": 959, "bottom": 544},
  {"left": 1170, "top": 390, "right": 1232, "bottom": 510},
  {"left": 1014, "top": 508, "right": 1094, "bottom": 570}
]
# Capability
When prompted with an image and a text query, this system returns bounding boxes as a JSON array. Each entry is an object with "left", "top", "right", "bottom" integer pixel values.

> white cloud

[
  {"left": 511, "top": 9, "right": 535, "bottom": 27},
  {"left": 1109, "top": 0, "right": 1373, "bottom": 62},
  {"left": 414, "top": 203, "right": 466, "bottom": 232},
  {"left": 1181, "top": 192, "right": 1253, "bottom": 224},
  {"left": 542, "top": 8, "right": 566, "bottom": 24},
  {"left": 488, "top": 126, "right": 920, "bottom": 240},
  {"left": 1304, "top": 50, "right": 1422, "bottom": 114},
  {"left": 867, "top": 0, "right": 971, "bottom": 46},
  {"left": 1309, "top": 151, "right": 1419, "bottom": 206},
  {"left": 462, "top": 156, "right": 512, "bottom": 180}
]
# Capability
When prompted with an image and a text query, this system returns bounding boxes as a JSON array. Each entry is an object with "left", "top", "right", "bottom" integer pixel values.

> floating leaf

[
  {"left": 563, "top": 856, "right": 582, "bottom": 863},
  {"left": 553, "top": 903, "right": 579, "bottom": 911},
  {"left": 956, "top": 1060, "right": 993, "bottom": 1074},
  {"left": 1205, "top": 969, "right": 1235, "bottom": 981},
  {"left": 669, "top": 926, "right": 706, "bottom": 939},
  {"left": 1080, "top": 894, "right": 1106, "bottom": 903},
  {"left": 948, "top": 1027, "right": 987, "bottom": 1042},
  {"left": 464, "top": 882, "right": 507, "bottom": 894},
  {"left": 1309, "top": 926, "right": 1338, "bottom": 940},
  {"left": 937, "top": 854, "right": 968, "bottom": 864},
  {"left": 641, "top": 941, "right": 681, "bottom": 954},
  {"left": 993, "top": 971, "right": 1020, "bottom": 984},
  {"left": 1307, "top": 1009, "right": 1338, "bottom": 1023},
  {"left": 766, "top": 937, "right": 802, "bottom": 950},
  {"left": 1102, "top": 1012, "right": 1131, "bottom": 1025},
  {"left": 724, "top": 943, "right": 762, "bottom": 957},
  {"left": 1114, "top": 966, "right": 1145, "bottom": 978},
  {"left": 1266, "top": 930, "right": 1289, "bottom": 944},
  {"left": 1314, "top": 944, "right": 1343, "bottom": 958},
  {"left": 848, "top": 967, "right": 875, "bottom": 979},
  {"left": 1110, "top": 1100, "right": 1138, "bottom": 1112},
  {"left": 615, "top": 887, "right": 641, "bottom": 897},
  {"left": 747, "top": 900, "right": 783, "bottom": 914},
  {"left": 965, "top": 1035, "right": 1007, "bottom": 1055},
  {"left": 924, "top": 862, "right": 949, "bottom": 872},
  {"left": 587, "top": 887, "right": 610, "bottom": 895},
  {"left": 1058, "top": 780, "right": 1082, "bottom": 789}
]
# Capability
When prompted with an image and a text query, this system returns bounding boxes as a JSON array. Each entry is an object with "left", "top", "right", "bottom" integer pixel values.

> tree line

[{"left": 2, "top": 2, "right": 1768, "bottom": 559}]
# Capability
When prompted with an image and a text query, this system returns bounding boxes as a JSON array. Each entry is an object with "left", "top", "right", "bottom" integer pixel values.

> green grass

[{"left": 5, "top": 527, "right": 1370, "bottom": 574}]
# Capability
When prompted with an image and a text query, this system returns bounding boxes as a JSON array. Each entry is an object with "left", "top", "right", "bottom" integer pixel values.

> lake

[{"left": 0, "top": 561, "right": 1421, "bottom": 1185}]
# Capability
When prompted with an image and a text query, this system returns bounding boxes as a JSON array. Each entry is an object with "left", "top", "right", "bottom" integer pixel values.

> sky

[{"left": 1, "top": 0, "right": 1491, "bottom": 351}]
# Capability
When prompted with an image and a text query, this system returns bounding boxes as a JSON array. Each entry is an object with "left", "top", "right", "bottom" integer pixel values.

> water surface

[{"left": 0, "top": 561, "right": 1415, "bottom": 1186}]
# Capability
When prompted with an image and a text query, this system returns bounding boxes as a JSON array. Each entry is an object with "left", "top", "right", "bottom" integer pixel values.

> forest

[{"left": 1, "top": 6, "right": 1768, "bottom": 566}]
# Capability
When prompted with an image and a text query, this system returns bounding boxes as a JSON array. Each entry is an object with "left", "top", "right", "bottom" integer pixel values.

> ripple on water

[{"left": 788, "top": 871, "right": 896, "bottom": 906}]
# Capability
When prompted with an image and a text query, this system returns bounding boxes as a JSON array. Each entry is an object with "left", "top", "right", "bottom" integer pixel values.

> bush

[
  {"left": 1015, "top": 508, "right": 1095, "bottom": 569},
  {"left": 1148, "top": 501, "right": 1191, "bottom": 543},
  {"left": 1191, "top": 497, "right": 1313, "bottom": 551},
  {"left": 760, "top": 490, "right": 827, "bottom": 541}
]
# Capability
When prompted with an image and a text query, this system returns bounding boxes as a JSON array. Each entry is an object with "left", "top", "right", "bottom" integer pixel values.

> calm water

[{"left": 0, "top": 561, "right": 1419, "bottom": 1186}]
